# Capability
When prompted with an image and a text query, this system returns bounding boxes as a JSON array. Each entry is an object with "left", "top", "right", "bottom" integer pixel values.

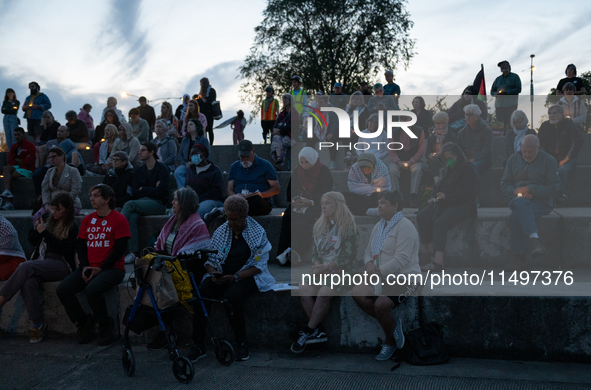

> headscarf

[{"left": 298, "top": 147, "right": 318, "bottom": 166}]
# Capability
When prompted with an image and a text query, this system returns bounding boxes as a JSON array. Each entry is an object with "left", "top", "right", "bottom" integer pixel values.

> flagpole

[{"left": 530, "top": 54, "right": 535, "bottom": 128}]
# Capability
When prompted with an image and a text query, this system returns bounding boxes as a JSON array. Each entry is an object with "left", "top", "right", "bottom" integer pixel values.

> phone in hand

[{"left": 212, "top": 272, "right": 224, "bottom": 279}]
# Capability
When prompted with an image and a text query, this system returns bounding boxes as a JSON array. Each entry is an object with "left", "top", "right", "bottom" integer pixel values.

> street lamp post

[
  {"left": 120, "top": 93, "right": 182, "bottom": 107},
  {"left": 530, "top": 54, "right": 535, "bottom": 127}
]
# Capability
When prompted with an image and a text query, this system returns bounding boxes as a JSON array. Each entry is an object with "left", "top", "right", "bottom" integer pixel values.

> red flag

[{"left": 472, "top": 65, "right": 486, "bottom": 101}]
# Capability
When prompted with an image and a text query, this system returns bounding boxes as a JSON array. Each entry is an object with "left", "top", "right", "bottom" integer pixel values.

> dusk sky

[{"left": 1, "top": 0, "right": 589, "bottom": 144}]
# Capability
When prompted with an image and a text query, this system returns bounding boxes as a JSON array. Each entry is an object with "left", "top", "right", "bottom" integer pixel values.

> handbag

[
  {"left": 211, "top": 101, "right": 223, "bottom": 120},
  {"left": 403, "top": 322, "right": 450, "bottom": 365},
  {"left": 135, "top": 253, "right": 179, "bottom": 310}
]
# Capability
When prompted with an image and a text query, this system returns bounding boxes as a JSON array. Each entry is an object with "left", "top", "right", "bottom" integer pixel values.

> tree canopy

[{"left": 238, "top": 0, "right": 415, "bottom": 117}]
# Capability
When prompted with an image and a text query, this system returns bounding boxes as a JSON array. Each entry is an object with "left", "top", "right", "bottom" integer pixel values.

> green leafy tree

[{"left": 238, "top": 0, "right": 415, "bottom": 119}]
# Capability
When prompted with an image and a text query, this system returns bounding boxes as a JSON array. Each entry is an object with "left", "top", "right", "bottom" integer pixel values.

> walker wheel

[
  {"left": 215, "top": 340, "right": 235, "bottom": 366},
  {"left": 172, "top": 356, "right": 194, "bottom": 384},
  {"left": 122, "top": 347, "right": 135, "bottom": 377}
]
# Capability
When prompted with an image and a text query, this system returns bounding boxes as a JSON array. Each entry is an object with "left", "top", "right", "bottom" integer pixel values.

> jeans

[
  {"left": 121, "top": 197, "right": 167, "bottom": 253},
  {"left": 3, "top": 114, "right": 18, "bottom": 149},
  {"left": 193, "top": 277, "right": 258, "bottom": 345},
  {"left": 174, "top": 165, "right": 187, "bottom": 189},
  {"left": 417, "top": 203, "right": 474, "bottom": 252},
  {"left": 246, "top": 196, "right": 272, "bottom": 216},
  {"left": 558, "top": 159, "right": 576, "bottom": 192},
  {"left": 197, "top": 199, "right": 224, "bottom": 219},
  {"left": 0, "top": 256, "right": 70, "bottom": 323},
  {"left": 56, "top": 267, "right": 124, "bottom": 326},
  {"left": 509, "top": 197, "right": 553, "bottom": 255},
  {"left": 472, "top": 160, "right": 492, "bottom": 176}
]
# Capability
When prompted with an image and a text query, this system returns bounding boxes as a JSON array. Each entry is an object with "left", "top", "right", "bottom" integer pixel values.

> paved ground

[{"left": 1, "top": 335, "right": 591, "bottom": 390}]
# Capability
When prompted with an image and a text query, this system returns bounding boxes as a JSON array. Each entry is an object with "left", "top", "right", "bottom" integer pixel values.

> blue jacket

[
  {"left": 23, "top": 93, "right": 51, "bottom": 121},
  {"left": 178, "top": 135, "right": 210, "bottom": 165}
]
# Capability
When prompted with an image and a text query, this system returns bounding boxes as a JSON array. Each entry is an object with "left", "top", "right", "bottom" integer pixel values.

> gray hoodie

[{"left": 112, "top": 122, "right": 141, "bottom": 167}]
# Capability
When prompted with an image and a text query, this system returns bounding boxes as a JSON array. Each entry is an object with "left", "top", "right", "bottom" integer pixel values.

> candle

[
  {"left": 101, "top": 138, "right": 105, "bottom": 142},
  {"left": 85, "top": 146, "right": 90, "bottom": 150},
  {"left": 403, "top": 162, "right": 409, "bottom": 168},
  {"left": 376, "top": 188, "right": 381, "bottom": 192},
  {"left": 517, "top": 193, "right": 523, "bottom": 197}
]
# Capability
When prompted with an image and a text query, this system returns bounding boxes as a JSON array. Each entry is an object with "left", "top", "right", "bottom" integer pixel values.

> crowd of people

[{"left": 0, "top": 60, "right": 588, "bottom": 363}]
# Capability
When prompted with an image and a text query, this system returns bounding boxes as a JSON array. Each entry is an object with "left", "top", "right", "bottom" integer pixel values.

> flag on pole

[{"left": 472, "top": 64, "right": 486, "bottom": 101}]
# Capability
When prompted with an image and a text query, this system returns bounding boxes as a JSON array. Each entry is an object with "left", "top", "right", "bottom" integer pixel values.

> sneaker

[
  {"left": 276, "top": 248, "right": 291, "bottom": 265},
  {"left": 124, "top": 253, "right": 136, "bottom": 264},
  {"left": 30, "top": 321, "right": 47, "bottom": 344},
  {"left": 0, "top": 189, "right": 13, "bottom": 198},
  {"left": 530, "top": 238, "right": 547, "bottom": 258},
  {"left": 97, "top": 317, "right": 116, "bottom": 346},
  {"left": 147, "top": 330, "right": 171, "bottom": 351},
  {"left": 77, "top": 316, "right": 95, "bottom": 344},
  {"left": 290, "top": 331, "right": 310, "bottom": 354},
  {"left": 393, "top": 318, "right": 405, "bottom": 350},
  {"left": 375, "top": 344, "right": 396, "bottom": 361},
  {"left": 366, "top": 208, "right": 379, "bottom": 216},
  {"left": 329, "top": 161, "right": 335, "bottom": 170},
  {"left": 1, "top": 202, "right": 15, "bottom": 210},
  {"left": 306, "top": 328, "right": 327, "bottom": 344},
  {"left": 204, "top": 207, "right": 224, "bottom": 224},
  {"left": 235, "top": 342, "right": 250, "bottom": 361},
  {"left": 187, "top": 344, "right": 207, "bottom": 362}
]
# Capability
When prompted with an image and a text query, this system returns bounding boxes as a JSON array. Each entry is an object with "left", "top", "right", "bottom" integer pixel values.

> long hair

[
  {"left": 103, "top": 108, "right": 121, "bottom": 128},
  {"left": 313, "top": 192, "right": 357, "bottom": 241},
  {"left": 160, "top": 101, "right": 173, "bottom": 120},
  {"left": 438, "top": 142, "right": 467, "bottom": 183},
  {"left": 174, "top": 187, "right": 199, "bottom": 228},
  {"left": 4, "top": 88, "right": 16, "bottom": 102},
  {"left": 188, "top": 118, "right": 204, "bottom": 137},
  {"left": 186, "top": 100, "right": 201, "bottom": 122},
  {"left": 199, "top": 77, "right": 210, "bottom": 98},
  {"left": 46, "top": 193, "right": 75, "bottom": 240},
  {"left": 41, "top": 110, "right": 55, "bottom": 129}
]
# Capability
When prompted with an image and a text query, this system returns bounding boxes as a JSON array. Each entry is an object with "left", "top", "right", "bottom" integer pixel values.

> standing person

[
  {"left": 185, "top": 144, "right": 225, "bottom": 219},
  {"left": 383, "top": 70, "right": 400, "bottom": 109},
  {"left": 2, "top": 88, "right": 20, "bottom": 150},
  {"left": 417, "top": 143, "right": 479, "bottom": 271},
  {"left": 1, "top": 127, "right": 36, "bottom": 209},
  {"left": 261, "top": 86, "right": 279, "bottom": 144},
  {"left": 290, "top": 75, "right": 308, "bottom": 116},
  {"left": 154, "top": 119, "right": 178, "bottom": 173},
  {"left": 121, "top": 142, "right": 169, "bottom": 262},
  {"left": 557, "top": 82, "right": 587, "bottom": 132},
  {"left": 0, "top": 214, "right": 26, "bottom": 281},
  {"left": 368, "top": 84, "right": 397, "bottom": 113},
  {"left": 158, "top": 101, "right": 179, "bottom": 138},
  {"left": 129, "top": 108, "right": 150, "bottom": 143},
  {"left": 491, "top": 60, "right": 521, "bottom": 131},
  {"left": 329, "top": 82, "right": 348, "bottom": 110},
  {"left": 112, "top": 122, "right": 141, "bottom": 168},
  {"left": 447, "top": 86, "right": 488, "bottom": 131},
  {"left": 22, "top": 82, "right": 51, "bottom": 142},
  {"left": 352, "top": 190, "right": 420, "bottom": 361},
  {"left": 344, "top": 153, "right": 391, "bottom": 215},
  {"left": 290, "top": 192, "right": 358, "bottom": 353},
  {"left": 556, "top": 64, "right": 587, "bottom": 96},
  {"left": 174, "top": 118, "right": 210, "bottom": 188},
  {"left": 359, "top": 81, "right": 373, "bottom": 105},
  {"left": 99, "top": 97, "right": 126, "bottom": 124},
  {"left": 190, "top": 195, "right": 275, "bottom": 362},
  {"left": 197, "top": 78, "right": 217, "bottom": 145},
  {"left": 39, "top": 111, "right": 61, "bottom": 144},
  {"left": 137, "top": 96, "right": 156, "bottom": 139},
  {"left": 232, "top": 110, "right": 246, "bottom": 145},
  {"left": 271, "top": 95, "right": 299, "bottom": 170},
  {"left": 0, "top": 193, "right": 78, "bottom": 343},
  {"left": 65, "top": 110, "right": 89, "bottom": 146},
  {"left": 103, "top": 151, "right": 134, "bottom": 211},
  {"left": 78, "top": 104, "right": 94, "bottom": 132},
  {"left": 56, "top": 184, "right": 130, "bottom": 345}
]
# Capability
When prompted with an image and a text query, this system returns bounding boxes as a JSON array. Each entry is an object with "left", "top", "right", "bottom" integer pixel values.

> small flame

[
  {"left": 403, "top": 162, "right": 409, "bottom": 167},
  {"left": 517, "top": 193, "right": 523, "bottom": 197},
  {"left": 85, "top": 146, "right": 90, "bottom": 150}
]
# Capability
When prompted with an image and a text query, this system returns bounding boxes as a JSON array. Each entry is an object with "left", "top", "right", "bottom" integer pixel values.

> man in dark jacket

[
  {"left": 121, "top": 142, "right": 169, "bottom": 262},
  {"left": 538, "top": 104, "right": 584, "bottom": 203},
  {"left": 137, "top": 96, "right": 156, "bottom": 139},
  {"left": 501, "top": 135, "right": 560, "bottom": 263},
  {"left": 103, "top": 151, "right": 134, "bottom": 211},
  {"left": 457, "top": 104, "right": 493, "bottom": 175},
  {"left": 65, "top": 110, "right": 89, "bottom": 144}
]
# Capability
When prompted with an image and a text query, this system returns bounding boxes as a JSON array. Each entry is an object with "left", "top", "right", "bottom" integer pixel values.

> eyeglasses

[{"left": 47, "top": 155, "right": 59, "bottom": 159}]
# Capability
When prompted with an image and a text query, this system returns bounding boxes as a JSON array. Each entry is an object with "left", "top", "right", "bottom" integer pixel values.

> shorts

[{"left": 13, "top": 165, "right": 33, "bottom": 178}]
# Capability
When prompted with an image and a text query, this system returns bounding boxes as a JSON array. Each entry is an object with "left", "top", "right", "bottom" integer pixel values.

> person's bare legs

[
  {"left": 307, "top": 286, "right": 336, "bottom": 329},
  {"left": 433, "top": 251, "right": 444, "bottom": 265},
  {"left": 299, "top": 284, "right": 322, "bottom": 319},
  {"left": 352, "top": 285, "right": 376, "bottom": 317},
  {"left": 374, "top": 296, "right": 396, "bottom": 345},
  {"left": 71, "top": 152, "right": 81, "bottom": 168}
]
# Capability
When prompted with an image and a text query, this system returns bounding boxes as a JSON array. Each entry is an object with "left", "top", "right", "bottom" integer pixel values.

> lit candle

[
  {"left": 403, "top": 162, "right": 409, "bottom": 168},
  {"left": 517, "top": 193, "right": 523, "bottom": 197},
  {"left": 281, "top": 212, "right": 285, "bottom": 216},
  {"left": 85, "top": 146, "right": 90, "bottom": 150},
  {"left": 101, "top": 138, "right": 105, "bottom": 142},
  {"left": 376, "top": 188, "right": 381, "bottom": 192}
]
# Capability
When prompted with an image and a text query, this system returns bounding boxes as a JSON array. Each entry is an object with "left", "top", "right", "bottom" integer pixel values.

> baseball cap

[
  {"left": 497, "top": 60, "right": 510, "bottom": 67},
  {"left": 334, "top": 82, "right": 342, "bottom": 88},
  {"left": 384, "top": 70, "right": 394, "bottom": 76},
  {"left": 265, "top": 85, "right": 274, "bottom": 92},
  {"left": 238, "top": 140, "right": 254, "bottom": 156},
  {"left": 291, "top": 75, "right": 302, "bottom": 83}
]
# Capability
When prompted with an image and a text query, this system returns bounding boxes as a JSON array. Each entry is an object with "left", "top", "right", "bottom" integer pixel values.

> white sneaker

[
  {"left": 1, "top": 202, "right": 15, "bottom": 210},
  {"left": 124, "top": 253, "right": 136, "bottom": 264},
  {"left": 276, "top": 248, "right": 291, "bottom": 265},
  {"left": 0, "top": 189, "right": 13, "bottom": 198},
  {"left": 329, "top": 161, "right": 335, "bottom": 170},
  {"left": 366, "top": 208, "right": 379, "bottom": 216}
]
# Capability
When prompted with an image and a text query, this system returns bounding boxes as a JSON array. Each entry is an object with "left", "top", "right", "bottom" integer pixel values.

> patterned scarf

[
  {"left": 350, "top": 159, "right": 390, "bottom": 186},
  {"left": 371, "top": 211, "right": 404, "bottom": 261},
  {"left": 0, "top": 214, "right": 25, "bottom": 259}
]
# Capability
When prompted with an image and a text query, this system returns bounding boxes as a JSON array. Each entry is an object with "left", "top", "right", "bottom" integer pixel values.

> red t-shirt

[{"left": 78, "top": 210, "right": 131, "bottom": 271}]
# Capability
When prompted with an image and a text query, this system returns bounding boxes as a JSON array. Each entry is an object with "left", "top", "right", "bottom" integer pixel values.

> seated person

[
  {"left": 271, "top": 94, "right": 300, "bottom": 170},
  {"left": 344, "top": 153, "right": 391, "bottom": 216},
  {"left": 88, "top": 124, "right": 118, "bottom": 175},
  {"left": 343, "top": 92, "right": 372, "bottom": 168},
  {"left": 227, "top": 140, "right": 280, "bottom": 216},
  {"left": 1, "top": 127, "right": 36, "bottom": 210},
  {"left": 367, "top": 83, "right": 397, "bottom": 112},
  {"left": 417, "top": 143, "right": 479, "bottom": 271},
  {"left": 190, "top": 195, "right": 275, "bottom": 362},
  {"left": 352, "top": 190, "right": 421, "bottom": 361},
  {"left": 557, "top": 82, "right": 587, "bottom": 132},
  {"left": 147, "top": 187, "right": 211, "bottom": 350},
  {"left": 303, "top": 95, "right": 338, "bottom": 170},
  {"left": 181, "top": 99, "right": 207, "bottom": 137},
  {"left": 154, "top": 119, "right": 177, "bottom": 173},
  {"left": 121, "top": 142, "right": 169, "bottom": 262},
  {"left": 56, "top": 184, "right": 130, "bottom": 346},
  {"left": 382, "top": 115, "right": 425, "bottom": 207},
  {"left": 129, "top": 108, "right": 150, "bottom": 143},
  {"left": 38, "top": 147, "right": 82, "bottom": 220},
  {"left": 103, "top": 151, "right": 134, "bottom": 212},
  {"left": 174, "top": 118, "right": 210, "bottom": 189},
  {"left": 501, "top": 135, "right": 560, "bottom": 263},
  {"left": 157, "top": 101, "right": 179, "bottom": 137},
  {"left": 93, "top": 108, "right": 121, "bottom": 162},
  {"left": 538, "top": 104, "right": 584, "bottom": 203},
  {"left": 65, "top": 110, "right": 89, "bottom": 146},
  {"left": 78, "top": 104, "right": 94, "bottom": 132},
  {"left": 411, "top": 96, "right": 433, "bottom": 138},
  {"left": 447, "top": 86, "right": 487, "bottom": 131},
  {"left": 556, "top": 64, "right": 587, "bottom": 96},
  {"left": 184, "top": 144, "right": 224, "bottom": 219},
  {"left": 504, "top": 110, "right": 536, "bottom": 163},
  {"left": 112, "top": 122, "right": 141, "bottom": 168},
  {"left": 39, "top": 110, "right": 61, "bottom": 144},
  {"left": 457, "top": 104, "right": 493, "bottom": 176},
  {"left": 0, "top": 194, "right": 78, "bottom": 343},
  {"left": 426, "top": 112, "right": 457, "bottom": 183},
  {"left": 276, "top": 147, "right": 333, "bottom": 265},
  {"left": 0, "top": 214, "right": 26, "bottom": 281},
  {"left": 290, "top": 192, "right": 358, "bottom": 353}
]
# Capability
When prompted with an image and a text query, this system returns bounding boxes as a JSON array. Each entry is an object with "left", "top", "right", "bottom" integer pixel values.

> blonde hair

[{"left": 313, "top": 192, "right": 357, "bottom": 241}]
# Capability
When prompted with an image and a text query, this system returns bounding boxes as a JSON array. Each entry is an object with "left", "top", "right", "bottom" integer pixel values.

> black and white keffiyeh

[{"left": 371, "top": 211, "right": 404, "bottom": 263}]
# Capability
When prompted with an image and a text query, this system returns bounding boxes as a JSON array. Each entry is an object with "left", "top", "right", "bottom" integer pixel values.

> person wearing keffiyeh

[
  {"left": 343, "top": 153, "right": 391, "bottom": 216},
  {"left": 352, "top": 191, "right": 420, "bottom": 361},
  {"left": 426, "top": 112, "right": 457, "bottom": 183}
]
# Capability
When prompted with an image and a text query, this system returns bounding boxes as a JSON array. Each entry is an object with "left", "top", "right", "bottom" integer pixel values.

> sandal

[{"left": 420, "top": 261, "right": 444, "bottom": 272}]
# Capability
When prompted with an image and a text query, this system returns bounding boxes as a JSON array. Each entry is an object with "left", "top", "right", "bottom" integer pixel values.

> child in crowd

[{"left": 231, "top": 110, "right": 245, "bottom": 145}]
